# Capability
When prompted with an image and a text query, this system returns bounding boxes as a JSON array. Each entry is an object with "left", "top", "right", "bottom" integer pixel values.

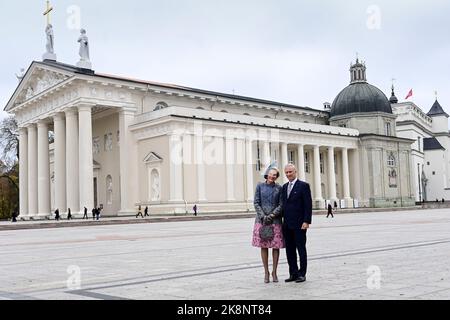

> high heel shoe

[
  {"left": 264, "top": 272, "right": 270, "bottom": 284},
  {"left": 272, "top": 272, "right": 279, "bottom": 283}
]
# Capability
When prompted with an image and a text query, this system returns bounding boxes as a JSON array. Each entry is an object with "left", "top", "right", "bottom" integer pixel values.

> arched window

[
  {"left": 106, "top": 175, "right": 113, "bottom": 205},
  {"left": 154, "top": 101, "right": 169, "bottom": 111}
]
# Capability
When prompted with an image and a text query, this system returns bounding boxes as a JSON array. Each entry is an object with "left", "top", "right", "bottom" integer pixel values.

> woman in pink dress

[{"left": 252, "top": 165, "right": 285, "bottom": 283}]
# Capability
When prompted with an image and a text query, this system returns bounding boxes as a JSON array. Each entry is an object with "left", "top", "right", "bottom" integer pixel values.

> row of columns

[
  {"left": 19, "top": 106, "right": 137, "bottom": 218},
  {"left": 166, "top": 134, "right": 353, "bottom": 205},
  {"left": 19, "top": 105, "right": 95, "bottom": 218},
  {"left": 275, "top": 143, "right": 352, "bottom": 203}
]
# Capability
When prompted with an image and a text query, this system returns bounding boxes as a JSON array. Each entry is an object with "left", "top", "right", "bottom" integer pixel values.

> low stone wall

[{"left": 421, "top": 202, "right": 450, "bottom": 209}]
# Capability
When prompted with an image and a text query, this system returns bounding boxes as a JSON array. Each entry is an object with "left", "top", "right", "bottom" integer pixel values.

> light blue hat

[{"left": 263, "top": 161, "right": 280, "bottom": 179}]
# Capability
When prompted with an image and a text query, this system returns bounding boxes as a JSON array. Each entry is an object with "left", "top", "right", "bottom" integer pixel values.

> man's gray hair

[{"left": 285, "top": 163, "right": 297, "bottom": 171}]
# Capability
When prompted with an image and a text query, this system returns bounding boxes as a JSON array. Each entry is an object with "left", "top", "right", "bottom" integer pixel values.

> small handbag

[{"left": 259, "top": 218, "right": 275, "bottom": 242}]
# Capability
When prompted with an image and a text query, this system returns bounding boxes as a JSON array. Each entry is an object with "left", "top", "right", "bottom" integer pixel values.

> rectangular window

[
  {"left": 386, "top": 123, "right": 392, "bottom": 136},
  {"left": 305, "top": 152, "right": 310, "bottom": 174},
  {"left": 288, "top": 151, "right": 295, "bottom": 164},
  {"left": 334, "top": 154, "right": 338, "bottom": 174},
  {"left": 320, "top": 153, "right": 324, "bottom": 174},
  {"left": 256, "top": 141, "right": 261, "bottom": 172}
]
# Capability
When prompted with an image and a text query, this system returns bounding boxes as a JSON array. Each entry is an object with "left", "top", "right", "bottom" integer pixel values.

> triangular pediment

[
  {"left": 144, "top": 152, "right": 163, "bottom": 164},
  {"left": 5, "top": 61, "right": 74, "bottom": 112}
]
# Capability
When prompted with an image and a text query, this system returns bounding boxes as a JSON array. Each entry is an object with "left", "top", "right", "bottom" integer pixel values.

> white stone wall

[
  {"left": 424, "top": 149, "right": 447, "bottom": 200},
  {"left": 92, "top": 112, "right": 121, "bottom": 216}
]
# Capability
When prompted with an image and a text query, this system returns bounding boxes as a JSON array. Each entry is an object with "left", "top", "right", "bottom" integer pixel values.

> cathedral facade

[{"left": 6, "top": 57, "right": 448, "bottom": 218}]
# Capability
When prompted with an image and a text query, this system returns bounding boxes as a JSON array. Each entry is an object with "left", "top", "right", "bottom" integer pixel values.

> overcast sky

[{"left": 1, "top": 0, "right": 449, "bottom": 120}]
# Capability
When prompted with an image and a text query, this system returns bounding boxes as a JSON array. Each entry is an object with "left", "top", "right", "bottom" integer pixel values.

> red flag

[{"left": 405, "top": 89, "right": 413, "bottom": 100}]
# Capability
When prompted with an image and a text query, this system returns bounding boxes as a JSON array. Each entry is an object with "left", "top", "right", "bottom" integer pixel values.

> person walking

[
  {"left": 281, "top": 164, "right": 312, "bottom": 283},
  {"left": 144, "top": 206, "right": 149, "bottom": 217},
  {"left": 327, "top": 203, "right": 334, "bottom": 218},
  {"left": 193, "top": 204, "right": 198, "bottom": 217},
  {"left": 67, "top": 208, "right": 73, "bottom": 220},
  {"left": 55, "top": 209, "right": 60, "bottom": 221},
  {"left": 83, "top": 207, "right": 88, "bottom": 220},
  {"left": 136, "top": 207, "right": 143, "bottom": 218}
]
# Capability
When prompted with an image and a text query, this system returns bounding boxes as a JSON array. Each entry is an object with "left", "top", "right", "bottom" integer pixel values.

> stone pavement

[
  {"left": 0, "top": 208, "right": 449, "bottom": 300},
  {"left": 0, "top": 206, "right": 424, "bottom": 231}
]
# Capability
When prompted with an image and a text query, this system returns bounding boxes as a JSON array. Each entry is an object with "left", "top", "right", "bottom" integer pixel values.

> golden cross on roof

[
  {"left": 43, "top": 0, "right": 53, "bottom": 25},
  {"left": 435, "top": 90, "right": 438, "bottom": 100}
]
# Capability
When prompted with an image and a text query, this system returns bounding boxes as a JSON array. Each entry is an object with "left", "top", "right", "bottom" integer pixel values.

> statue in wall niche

[
  {"left": 107, "top": 176, "right": 113, "bottom": 205},
  {"left": 389, "top": 169, "right": 397, "bottom": 188},
  {"left": 151, "top": 170, "right": 160, "bottom": 201}
]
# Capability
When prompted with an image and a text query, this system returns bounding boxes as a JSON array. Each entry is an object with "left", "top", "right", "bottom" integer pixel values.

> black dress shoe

[
  {"left": 285, "top": 275, "right": 298, "bottom": 283},
  {"left": 295, "top": 276, "right": 306, "bottom": 283}
]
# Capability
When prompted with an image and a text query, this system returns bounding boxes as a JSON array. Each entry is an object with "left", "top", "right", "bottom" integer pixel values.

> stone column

[
  {"left": 297, "top": 144, "right": 305, "bottom": 181},
  {"left": 19, "top": 128, "right": 28, "bottom": 218},
  {"left": 119, "top": 110, "right": 137, "bottom": 213},
  {"left": 328, "top": 147, "right": 337, "bottom": 201},
  {"left": 245, "top": 138, "right": 254, "bottom": 202},
  {"left": 313, "top": 145, "right": 323, "bottom": 202},
  {"left": 194, "top": 125, "right": 207, "bottom": 202},
  {"left": 53, "top": 113, "right": 67, "bottom": 213},
  {"left": 263, "top": 140, "right": 271, "bottom": 171},
  {"left": 65, "top": 109, "right": 79, "bottom": 213},
  {"left": 27, "top": 124, "right": 38, "bottom": 217},
  {"left": 342, "top": 147, "right": 352, "bottom": 206},
  {"left": 37, "top": 121, "right": 51, "bottom": 217},
  {"left": 78, "top": 105, "right": 94, "bottom": 211},
  {"left": 281, "top": 142, "right": 289, "bottom": 183},
  {"left": 225, "top": 137, "right": 236, "bottom": 201},
  {"left": 169, "top": 133, "right": 184, "bottom": 203}
]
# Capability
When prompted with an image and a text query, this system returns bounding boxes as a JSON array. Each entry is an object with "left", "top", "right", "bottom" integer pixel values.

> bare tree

[{"left": 0, "top": 116, "right": 19, "bottom": 169}]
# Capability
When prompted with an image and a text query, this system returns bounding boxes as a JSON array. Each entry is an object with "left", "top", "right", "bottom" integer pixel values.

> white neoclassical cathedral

[{"left": 4, "top": 52, "right": 450, "bottom": 218}]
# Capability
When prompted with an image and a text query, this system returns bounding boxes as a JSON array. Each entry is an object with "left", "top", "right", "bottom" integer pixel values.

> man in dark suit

[{"left": 281, "top": 164, "right": 312, "bottom": 283}]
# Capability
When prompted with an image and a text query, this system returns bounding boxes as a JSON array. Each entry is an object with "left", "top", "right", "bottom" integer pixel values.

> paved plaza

[{"left": 1, "top": 208, "right": 450, "bottom": 300}]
